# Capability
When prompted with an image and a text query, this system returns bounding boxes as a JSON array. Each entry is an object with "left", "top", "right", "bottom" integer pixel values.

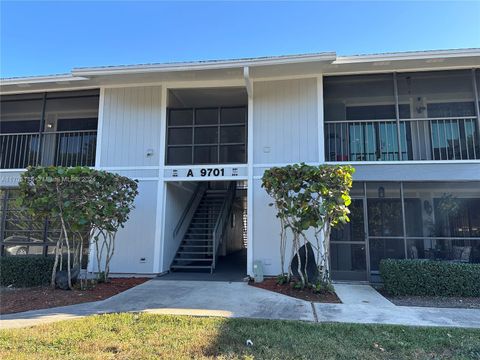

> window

[
  {"left": 0, "top": 90, "right": 99, "bottom": 168},
  {"left": 366, "top": 183, "right": 403, "bottom": 237},
  {"left": 331, "top": 199, "right": 364, "bottom": 242},
  {"left": 166, "top": 106, "right": 247, "bottom": 165},
  {"left": 0, "top": 189, "right": 89, "bottom": 266},
  {"left": 331, "top": 181, "right": 480, "bottom": 278},
  {"left": 324, "top": 69, "right": 480, "bottom": 161}
]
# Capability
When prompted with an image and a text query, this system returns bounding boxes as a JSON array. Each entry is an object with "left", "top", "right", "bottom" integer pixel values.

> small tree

[
  {"left": 17, "top": 166, "right": 138, "bottom": 288},
  {"left": 88, "top": 171, "right": 138, "bottom": 281},
  {"left": 262, "top": 163, "right": 354, "bottom": 286},
  {"left": 18, "top": 167, "right": 95, "bottom": 288}
]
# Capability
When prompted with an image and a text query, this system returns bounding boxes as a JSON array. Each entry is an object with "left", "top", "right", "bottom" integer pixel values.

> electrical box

[{"left": 253, "top": 260, "right": 264, "bottom": 283}]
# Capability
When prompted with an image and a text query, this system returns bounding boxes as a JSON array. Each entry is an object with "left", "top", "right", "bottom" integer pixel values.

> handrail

[
  {"left": 324, "top": 116, "right": 477, "bottom": 124},
  {"left": 0, "top": 130, "right": 97, "bottom": 136},
  {"left": 325, "top": 116, "right": 479, "bottom": 161},
  {"left": 212, "top": 181, "right": 236, "bottom": 271},
  {"left": 173, "top": 182, "right": 207, "bottom": 238},
  {"left": 1, "top": 130, "right": 98, "bottom": 169}
]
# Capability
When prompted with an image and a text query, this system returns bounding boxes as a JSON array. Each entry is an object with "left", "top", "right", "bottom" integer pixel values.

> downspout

[
  {"left": 472, "top": 69, "right": 480, "bottom": 157},
  {"left": 244, "top": 66, "right": 254, "bottom": 276},
  {"left": 244, "top": 67, "right": 253, "bottom": 98}
]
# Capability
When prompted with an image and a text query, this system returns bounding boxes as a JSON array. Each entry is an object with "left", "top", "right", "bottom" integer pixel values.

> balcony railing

[
  {"left": 1, "top": 130, "right": 97, "bottom": 169},
  {"left": 325, "top": 117, "right": 480, "bottom": 162}
]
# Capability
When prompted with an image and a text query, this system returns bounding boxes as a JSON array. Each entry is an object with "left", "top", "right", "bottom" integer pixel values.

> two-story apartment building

[{"left": 1, "top": 49, "right": 479, "bottom": 282}]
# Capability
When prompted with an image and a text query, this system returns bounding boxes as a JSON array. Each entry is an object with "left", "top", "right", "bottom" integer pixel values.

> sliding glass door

[{"left": 330, "top": 198, "right": 368, "bottom": 281}]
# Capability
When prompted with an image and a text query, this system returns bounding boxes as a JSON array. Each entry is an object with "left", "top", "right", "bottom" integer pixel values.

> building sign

[{"left": 164, "top": 166, "right": 247, "bottom": 180}]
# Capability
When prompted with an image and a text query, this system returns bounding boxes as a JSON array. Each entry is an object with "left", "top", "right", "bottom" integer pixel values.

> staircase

[{"left": 170, "top": 189, "right": 228, "bottom": 272}]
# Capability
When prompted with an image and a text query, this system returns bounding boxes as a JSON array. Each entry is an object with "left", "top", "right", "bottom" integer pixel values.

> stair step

[
  {"left": 171, "top": 265, "right": 212, "bottom": 269},
  {"left": 178, "top": 251, "right": 213, "bottom": 254},
  {"left": 174, "top": 257, "right": 213, "bottom": 261},
  {"left": 180, "top": 245, "right": 213, "bottom": 248},
  {"left": 183, "top": 238, "right": 213, "bottom": 243}
]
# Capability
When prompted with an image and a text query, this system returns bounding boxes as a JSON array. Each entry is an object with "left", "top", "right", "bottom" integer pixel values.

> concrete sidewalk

[{"left": 1, "top": 280, "right": 480, "bottom": 330}]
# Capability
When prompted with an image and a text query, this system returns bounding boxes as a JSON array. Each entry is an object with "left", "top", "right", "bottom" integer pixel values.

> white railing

[
  {"left": 325, "top": 117, "right": 479, "bottom": 162},
  {"left": 0, "top": 130, "right": 97, "bottom": 169},
  {"left": 212, "top": 181, "right": 236, "bottom": 271}
]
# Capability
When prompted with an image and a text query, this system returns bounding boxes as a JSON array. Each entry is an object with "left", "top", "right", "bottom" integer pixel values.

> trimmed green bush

[
  {"left": 0, "top": 256, "right": 55, "bottom": 287},
  {"left": 380, "top": 259, "right": 480, "bottom": 297}
]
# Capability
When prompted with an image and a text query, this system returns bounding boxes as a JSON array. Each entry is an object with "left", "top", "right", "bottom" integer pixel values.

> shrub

[
  {"left": 0, "top": 256, "right": 55, "bottom": 287},
  {"left": 380, "top": 259, "right": 480, "bottom": 297}
]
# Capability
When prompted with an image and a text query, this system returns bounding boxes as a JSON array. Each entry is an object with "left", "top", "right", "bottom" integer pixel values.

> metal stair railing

[
  {"left": 171, "top": 182, "right": 208, "bottom": 268},
  {"left": 212, "top": 181, "right": 236, "bottom": 272}
]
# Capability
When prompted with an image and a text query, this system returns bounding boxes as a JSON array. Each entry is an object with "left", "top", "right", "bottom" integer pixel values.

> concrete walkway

[{"left": 1, "top": 280, "right": 480, "bottom": 330}]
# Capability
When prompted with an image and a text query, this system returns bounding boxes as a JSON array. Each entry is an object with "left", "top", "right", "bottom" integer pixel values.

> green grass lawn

[{"left": 1, "top": 314, "right": 479, "bottom": 359}]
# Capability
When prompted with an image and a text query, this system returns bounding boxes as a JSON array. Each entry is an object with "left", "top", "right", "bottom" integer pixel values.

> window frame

[{"left": 166, "top": 106, "right": 247, "bottom": 165}]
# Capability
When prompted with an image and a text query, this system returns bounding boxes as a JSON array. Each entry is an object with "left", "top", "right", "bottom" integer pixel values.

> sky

[{"left": 1, "top": 1, "right": 479, "bottom": 78}]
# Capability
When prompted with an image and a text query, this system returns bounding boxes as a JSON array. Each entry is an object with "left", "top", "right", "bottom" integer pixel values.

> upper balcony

[
  {"left": 324, "top": 69, "right": 480, "bottom": 162},
  {"left": 1, "top": 90, "right": 99, "bottom": 169},
  {"left": 166, "top": 87, "right": 248, "bottom": 166}
]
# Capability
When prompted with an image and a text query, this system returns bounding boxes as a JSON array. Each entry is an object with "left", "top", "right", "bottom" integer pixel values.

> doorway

[
  {"left": 161, "top": 180, "right": 247, "bottom": 281},
  {"left": 330, "top": 198, "right": 368, "bottom": 281}
]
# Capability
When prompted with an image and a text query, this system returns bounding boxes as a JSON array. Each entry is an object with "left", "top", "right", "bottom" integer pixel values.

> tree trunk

[
  {"left": 78, "top": 233, "right": 84, "bottom": 270},
  {"left": 294, "top": 234, "right": 306, "bottom": 287},
  {"left": 59, "top": 214, "right": 72, "bottom": 289},
  {"left": 303, "top": 235, "right": 309, "bottom": 284},
  {"left": 104, "top": 233, "right": 112, "bottom": 281},
  {"left": 279, "top": 218, "right": 286, "bottom": 276},
  {"left": 322, "top": 224, "right": 332, "bottom": 284},
  {"left": 51, "top": 236, "right": 62, "bottom": 288}
]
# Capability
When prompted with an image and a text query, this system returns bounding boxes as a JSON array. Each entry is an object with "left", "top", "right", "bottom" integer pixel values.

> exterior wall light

[{"left": 378, "top": 186, "right": 385, "bottom": 199}]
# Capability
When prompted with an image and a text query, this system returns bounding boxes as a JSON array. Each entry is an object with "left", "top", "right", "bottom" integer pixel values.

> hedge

[
  {"left": 380, "top": 259, "right": 480, "bottom": 297},
  {"left": 0, "top": 256, "right": 55, "bottom": 287}
]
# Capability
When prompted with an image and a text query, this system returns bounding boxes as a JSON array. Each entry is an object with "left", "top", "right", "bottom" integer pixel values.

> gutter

[
  {"left": 71, "top": 53, "right": 337, "bottom": 77},
  {"left": 0, "top": 74, "right": 90, "bottom": 86},
  {"left": 334, "top": 48, "right": 480, "bottom": 64}
]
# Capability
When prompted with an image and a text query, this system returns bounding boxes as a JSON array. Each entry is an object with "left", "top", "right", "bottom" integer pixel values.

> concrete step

[
  {"left": 174, "top": 257, "right": 213, "bottom": 261},
  {"left": 179, "top": 245, "right": 213, "bottom": 248},
  {"left": 170, "top": 265, "right": 212, "bottom": 269},
  {"left": 184, "top": 239, "right": 213, "bottom": 242},
  {"left": 178, "top": 251, "right": 213, "bottom": 255}
]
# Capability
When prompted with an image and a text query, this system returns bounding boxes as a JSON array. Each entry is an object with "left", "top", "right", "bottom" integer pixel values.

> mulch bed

[
  {"left": 377, "top": 289, "right": 480, "bottom": 309},
  {"left": 0, "top": 277, "right": 149, "bottom": 315},
  {"left": 249, "top": 277, "right": 341, "bottom": 303}
]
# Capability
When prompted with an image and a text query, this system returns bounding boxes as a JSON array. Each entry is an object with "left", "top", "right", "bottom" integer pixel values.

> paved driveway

[{"left": 1, "top": 280, "right": 480, "bottom": 329}]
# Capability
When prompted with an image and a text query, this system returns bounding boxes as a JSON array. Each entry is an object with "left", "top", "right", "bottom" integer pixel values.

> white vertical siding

[
  {"left": 253, "top": 78, "right": 319, "bottom": 164},
  {"left": 162, "top": 182, "right": 197, "bottom": 271},
  {"left": 252, "top": 178, "right": 284, "bottom": 275},
  {"left": 108, "top": 180, "right": 158, "bottom": 274},
  {"left": 100, "top": 86, "right": 162, "bottom": 167},
  {"left": 252, "top": 177, "right": 320, "bottom": 276}
]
